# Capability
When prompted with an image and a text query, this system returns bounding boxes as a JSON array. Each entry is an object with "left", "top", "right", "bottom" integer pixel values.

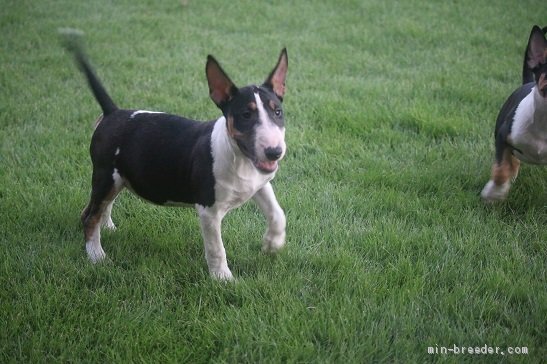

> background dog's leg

[
  {"left": 196, "top": 205, "right": 233, "bottom": 280},
  {"left": 252, "top": 182, "right": 286, "bottom": 253},
  {"left": 481, "top": 146, "right": 516, "bottom": 202}
]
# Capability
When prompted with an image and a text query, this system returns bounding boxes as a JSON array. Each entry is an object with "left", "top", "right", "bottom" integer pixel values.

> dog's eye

[
  {"left": 242, "top": 111, "right": 252, "bottom": 119},
  {"left": 274, "top": 108, "right": 283, "bottom": 117}
]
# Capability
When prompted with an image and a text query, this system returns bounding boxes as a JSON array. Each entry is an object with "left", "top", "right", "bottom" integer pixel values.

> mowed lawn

[{"left": 1, "top": 0, "right": 546, "bottom": 362}]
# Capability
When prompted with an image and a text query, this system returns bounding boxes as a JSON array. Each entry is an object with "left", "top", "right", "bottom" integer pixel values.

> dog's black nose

[{"left": 265, "top": 146, "right": 283, "bottom": 161}]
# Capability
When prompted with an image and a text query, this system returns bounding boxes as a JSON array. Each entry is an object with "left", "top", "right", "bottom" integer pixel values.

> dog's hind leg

[
  {"left": 99, "top": 169, "right": 124, "bottom": 231},
  {"left": 252, "top": 182, "right": 286, "bottom": 253},
  {"left": 81, "top": 167, "right": 123, "bottom": 262},
  {"left": 101, "top": 198, "right": 117, "bottom": 230}
]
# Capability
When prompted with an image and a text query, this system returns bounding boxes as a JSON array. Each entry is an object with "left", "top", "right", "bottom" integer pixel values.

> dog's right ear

[
  {"left": 526, "top": 25, "right": 547, "bottom": 70},
  {"left": 206, "top": 56, "right": 238, "bottom": 109}
]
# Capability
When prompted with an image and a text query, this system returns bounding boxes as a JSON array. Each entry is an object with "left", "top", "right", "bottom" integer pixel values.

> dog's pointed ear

[
  {"left": 206, "top": 55, "right": 238, "bottom": 109},
  {"left": 526, "top": 25, "right": 547, "bottom": 69},
  {"left": 263, "top": 48, "right": 288, "bottom": 100}
]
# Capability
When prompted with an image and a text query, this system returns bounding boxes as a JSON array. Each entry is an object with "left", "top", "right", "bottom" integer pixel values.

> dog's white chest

[
  {"left": 508, "top": 91, "right": 547, "bottom": 165},
  {"left": 210, "top": 118, "right": 274, "bottom": 210},
  {"left": 215, "top": 167, "right": 271, "bottom": 209}
]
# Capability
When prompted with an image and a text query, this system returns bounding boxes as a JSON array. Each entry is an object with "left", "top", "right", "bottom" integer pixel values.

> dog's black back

[
  {"left": 92, "top": 110, "right": 217, "bottom": 207},
  {"left": 61, "top": 30, "right": 219, "bottom": 207}
]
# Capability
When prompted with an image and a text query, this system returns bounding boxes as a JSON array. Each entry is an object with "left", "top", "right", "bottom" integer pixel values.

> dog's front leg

[
  {"left": 196, "top": 205, "right": 233, "bottom": 280},
  {"left": 253, "top": 182, "right": 286, "bottom": 253}
]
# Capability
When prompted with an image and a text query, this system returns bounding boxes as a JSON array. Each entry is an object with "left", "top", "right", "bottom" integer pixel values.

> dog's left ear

[
  {"left": 263, "top": 48, "right": 288, "bottom": 100},
  {"left": 206, "top": 55, "right": 239, "bottom": 109},
  {"left": 526, "top": 25, "right": 547, "bottom": 69}
]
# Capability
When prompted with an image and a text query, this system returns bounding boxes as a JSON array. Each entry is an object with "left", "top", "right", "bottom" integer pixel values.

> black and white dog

[
  {"left": 481, "top": 25, "right": 547, "bottom": 201},
  {"left": 61, "top": 30, "right": 288, "bottom": 280}
]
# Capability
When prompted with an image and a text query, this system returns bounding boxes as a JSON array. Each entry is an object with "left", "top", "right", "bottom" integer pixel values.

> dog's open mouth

[{"left": 254, "top": 160, "right": 278, "bottom": 173}]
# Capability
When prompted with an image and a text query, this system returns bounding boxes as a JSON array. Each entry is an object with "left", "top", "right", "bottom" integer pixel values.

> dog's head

[
  {"left": 525, "top": 25, "right": 547, "bottom": 98},
  {"left": 206, "top": 49, "right": 288, "bottom": 174}
]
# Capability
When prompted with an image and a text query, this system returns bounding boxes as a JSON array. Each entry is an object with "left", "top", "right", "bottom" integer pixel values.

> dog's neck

[{"left": 212, "top": 117, "right": 253, "bottom": 172}]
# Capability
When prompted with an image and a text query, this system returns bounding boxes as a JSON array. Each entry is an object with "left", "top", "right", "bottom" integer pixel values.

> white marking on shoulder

[
  {"left": 115, "top": 147, "right": 120, "bottom": 156},
  {"left": 130, "top": 110, "right": 165, "bottom": 119}
]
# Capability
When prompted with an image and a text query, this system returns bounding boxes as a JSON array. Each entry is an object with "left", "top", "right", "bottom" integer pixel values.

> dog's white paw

[
  {"left": 481, "top": 180, "right": 510, "bottom": 202},
  {"left": 262, "top": 230, "right": 286, "bottom": 253},
  {"left": 210, "top": 266, "right": 234, "bottom": 281},
  {"left": 86, "top": 242, "right": 106, "bottom": 263}
]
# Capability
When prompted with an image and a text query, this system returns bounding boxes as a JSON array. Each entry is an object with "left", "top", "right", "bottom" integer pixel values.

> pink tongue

[{"left": 257, "top": 160, "right": 277, "bottom": 171}]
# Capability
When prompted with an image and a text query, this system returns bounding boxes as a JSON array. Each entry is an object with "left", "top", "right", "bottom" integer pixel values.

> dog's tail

[
  {"left": 522, "top": 25, "right": 547, "bottom": 85},
  {"left": 58, "top": 28, "right": 118, "bottom": 116}
]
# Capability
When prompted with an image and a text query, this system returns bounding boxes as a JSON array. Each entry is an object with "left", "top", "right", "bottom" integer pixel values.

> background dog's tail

[
  {"left": 58, "top": 28, "right": 118, "bottom": 116},
  {"left": 522, "top": 26, "right": 547, "bottom": 85}
]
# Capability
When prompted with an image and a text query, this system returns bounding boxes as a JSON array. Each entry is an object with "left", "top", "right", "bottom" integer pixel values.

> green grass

[{"left": 1, "top": 0, "right": 546, "bottom": 362}]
